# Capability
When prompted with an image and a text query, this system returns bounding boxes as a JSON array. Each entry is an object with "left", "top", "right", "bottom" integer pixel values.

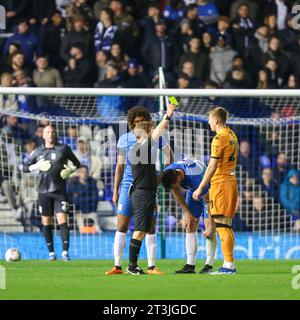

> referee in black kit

[
  {"left": 23, "top": 125, "right": 81, "bottom": 261},
  {"left": 126, "top": 103, "right": 176, "bottom": 275}
]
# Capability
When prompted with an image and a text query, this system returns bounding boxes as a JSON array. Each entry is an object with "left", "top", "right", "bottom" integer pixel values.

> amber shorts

[{"left": 209, "top": 179, "right": 238, "bottom": 218}]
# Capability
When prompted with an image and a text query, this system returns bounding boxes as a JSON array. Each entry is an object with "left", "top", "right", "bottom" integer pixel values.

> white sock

[
  {"left": 62, "top": 251, "right": 68, "bottom": 256},
  {"left": 205, "top": 232, "right": 217, "bottom": 266},
  {"left": 223, "top": 261, "right": 235, "bottom": 270},
  {"left": 145, "top": 233, "right": 157, "bottom": 267},
  {"left": 186, "top": 232, "right": 198, "bottom": 266},
  {"left": 114, "top": 231, "right": 126, "bottom": 267}
]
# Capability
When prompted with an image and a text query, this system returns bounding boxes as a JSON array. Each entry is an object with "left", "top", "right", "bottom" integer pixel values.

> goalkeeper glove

[
  {"left": 29, "top": 159, "right": 52, "bottom": 172},
  {"left": 60, "top": 164, "right": 77, "bottom": 180}
]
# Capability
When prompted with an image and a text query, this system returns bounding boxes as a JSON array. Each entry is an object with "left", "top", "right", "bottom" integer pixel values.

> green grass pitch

[{"left": 0, "top": 260, "right": 299, "bottom": 300}]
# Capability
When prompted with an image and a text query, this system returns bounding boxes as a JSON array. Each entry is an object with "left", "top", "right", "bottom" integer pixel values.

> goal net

[{"left": 0, "top": 87, "right": 299, "bottom": 260}]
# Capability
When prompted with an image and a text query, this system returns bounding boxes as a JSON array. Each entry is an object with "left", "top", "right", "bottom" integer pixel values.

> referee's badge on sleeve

[
  {"left": 118, "top": 203, "right": 123, "bottom": 212},
  {"left": 39, "top": 206, "right": 42, "bottom": 214}
]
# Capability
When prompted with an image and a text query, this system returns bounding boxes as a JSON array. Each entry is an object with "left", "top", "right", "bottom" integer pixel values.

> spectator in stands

[
  {"left": 33, "top": 54, "right": 63, "bottom": 87},
  {"left": 110, "top": 0, "right": 139, "bottom": 55},
  {"left": 1, "top": 42, "right": 21, "bottom": 73},
  {"left": 63, "top": 42, "right": 97, "bottom": 87},
  {"left": 60, "top": 15, "right": 94, "bottom": 63},
  {"left": 1, "top": 0, "right": 29, "bottom": 31},
  {"left": 263, "top": 36, "right": 291, "bottom": 85},
  {"left": 28, "top": 0, "right": 56, "bottom": 28},
  {"left": 109, "top": 42, "right": 129, "bottom": 72},
  {"left": 239, "top": 140, "right": 259, "bottom": 178},
  {"left": 96, "top": 61, "right": 124, "bottom": 88},
  {"left": 0, "top": 73, "right": 18, "bottom": 111},
  {"left": 177, "top": 72, "right": 190, "bottom": 89},
  {"left": 278, "top": 13, "right": 300, "bottom": 77},
  {"left": 176, "top": 18, "right": 194, "bottom": 53},
  {"left": 257, "top": 68, "right": 279, "bottom": 89},
  {"left": 209, "top": 33, "right": 237, "bottom": 85},
  {"left": 273, "top": 152, "right": 291, "bottom": 183},
  {"left": 265, "top": 58, "right": 280, "bottom": 87},
  {"left": 231, "top": 55, "right": 252, "bottom": 85},
  {"left": 66, "top": 0, "right": 94, "bottom": 31},
  {"left": 41, "top": 9, "right": 66, "bottom": 70},
  {"left": 18, "top": 139, "right": 38, "bottom": 220},
  {"left": 263, "top": 0, "right": 289, "bottom": 31},
  {"left": 245, "top": 25, "right": 270, "bottom": 80},
  {"left": 217, "top": 15, "right": 232, "bottom": 45},
  {"left": 60, "top": 125, "right": 78, "bottom": 151},
  {"left": 201, "top": 31, "right": 213, "bottom": 55},
  {"left": 95, "top": 49, "right": 109, "bottom": 83},
  {"left": 180, "top": 60, "right": 202, "bottom": 88},
  {"left": 124, "top": 58, "right": 149, "bottom": 88},
  {"left": 284, "top": 74, "right": 299, "bottom": 89},
  {"left": 184, "top": 3, "right": 206, "bottom": 38},
  {"left": 179, "top": 36, "right": 210, "bottom": 81},
  {"left": 231, "top": 3, "right": 256, "bottom": 56},
  {"left": 197, "top": 0, "right": 219, "bottom": 32},
  {"left": 2, "top": 115, "right": 28, "bottom": 143},
  {"left": 261, "top": 167, "right": 279, "bottom": 200},
  {"left": 74, "top": 136, "right": 101, "bottom": 179},
  {"left": 0, "top": 172, "right": 23, "bottom": 221},
  {"left": 264, "top": 14, "right": 278, "bottom": 37},
  {"left": 140, "top": 2, "right": 161, "bottom": 40},
  {"left": 254, "top": 26, "right": 270, "bottom": 54},
  {"left": 3, "top": 19, "right": 41, "bottom": 66},
  {"left": 96, "top": 63, "right": 125, "bottom": 116},
  {"left": 224, "top": 66, "right": 252, "bottom": 89},
  {"left": 163, "top": 0, "right": 185, "bottom": 23},
  {"left": 3, "top": 51, "right": 30, "bottom": 77},
  {"left": 142, "top": 18, "right": 180, "bottom": 82},
  {"left": 93, "top": 0, "right": 110, "bottom": 18},
  {"left": 230, "top": 0, "right": 259, "bottom": 22},
  {"left": 94, "top": 7, "right": 118, "bottom": 53},
  {"left": 31, "top": 125, "right": 45, "bottom": 146},
  {"left": 280, "top": 169, "right": 300, "bottom": 226},
  {"left": 13, "top": 69, "right": 32, "bottom": 88},
  {"left": 67, "top": 165, "right": 101, "bottom": 233}
]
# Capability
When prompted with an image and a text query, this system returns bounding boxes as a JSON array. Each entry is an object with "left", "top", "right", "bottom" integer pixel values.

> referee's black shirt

[
  {"left": 23, "top": 143, "right": 81, "bottom": 194},
  {"left": 129, "top": 137, "right": 157, "bottom": 192}
]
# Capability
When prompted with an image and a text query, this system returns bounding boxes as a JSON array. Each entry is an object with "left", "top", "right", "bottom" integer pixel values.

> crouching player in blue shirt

[{"left": 162, "top": 159, "right": 217, "bottom": 274}]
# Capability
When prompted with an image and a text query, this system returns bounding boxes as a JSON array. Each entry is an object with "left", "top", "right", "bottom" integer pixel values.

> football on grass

[{"left": 5, "top": 248, "right": 21, "bottom": 262}]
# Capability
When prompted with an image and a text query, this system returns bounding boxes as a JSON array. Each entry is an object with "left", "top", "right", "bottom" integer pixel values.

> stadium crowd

[
  {"left": 0, "top": 0, "right": 300, "bottom": 94},
  {"left": 0, "top": 0, "right": 300, "bottom": 232}
]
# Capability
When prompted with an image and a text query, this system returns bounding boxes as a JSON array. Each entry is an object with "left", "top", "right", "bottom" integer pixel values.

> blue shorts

[
  {"left": 185, "top": 188, "right": 209, "bottom": 219},
  {"left": 116, "top": 184, "right": 157, "bottom": 218}
]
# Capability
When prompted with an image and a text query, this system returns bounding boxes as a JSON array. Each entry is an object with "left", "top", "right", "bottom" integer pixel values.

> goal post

[{"left": 0, "top": 87, "right": 299, "bottom": 259}]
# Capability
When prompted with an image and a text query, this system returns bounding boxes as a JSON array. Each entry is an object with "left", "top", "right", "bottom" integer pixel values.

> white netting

[{"left": 0, "top": 88, "right": 299, "bottom": 257}]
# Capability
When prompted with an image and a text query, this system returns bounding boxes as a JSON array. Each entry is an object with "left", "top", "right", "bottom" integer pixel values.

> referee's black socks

[
  {"left": 129, "top": 238, "right": 142, "bottom": 269},
  {"left": 43, "top": 225, "right": 54, "bottom": 253},
  {"left": 59, "top": 223, "right": 70, "bottom": 252}
]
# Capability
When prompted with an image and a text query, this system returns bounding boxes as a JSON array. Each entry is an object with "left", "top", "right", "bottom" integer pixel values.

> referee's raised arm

[{"left": 151, "top": 103, "right": 176, "bottom": 142}]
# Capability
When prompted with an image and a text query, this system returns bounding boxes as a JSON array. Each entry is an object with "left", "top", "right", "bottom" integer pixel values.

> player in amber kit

[{"left": 193, "top": 107, "right": 238, "bottom": 274}]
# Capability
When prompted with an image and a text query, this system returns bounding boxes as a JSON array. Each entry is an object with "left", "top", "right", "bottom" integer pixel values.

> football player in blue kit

[
  {"left": 105, "top": 106, "right": 173, "bottom": 275},
  {"left": 162, "top": 159, "right": 217, "bottom": 274}
]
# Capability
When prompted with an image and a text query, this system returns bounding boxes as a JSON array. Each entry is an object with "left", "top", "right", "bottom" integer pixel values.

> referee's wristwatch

[{"left": 163, "top": 114, "right": 172, "bottom": 121}]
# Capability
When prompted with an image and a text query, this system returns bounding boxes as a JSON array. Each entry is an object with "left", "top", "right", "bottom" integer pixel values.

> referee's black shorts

[
  {"left": 38, "top": 192, "right": 69, "bottom": 216},
  {"left": 131, "top": 189, "right": 157, "bottom": 232}
]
